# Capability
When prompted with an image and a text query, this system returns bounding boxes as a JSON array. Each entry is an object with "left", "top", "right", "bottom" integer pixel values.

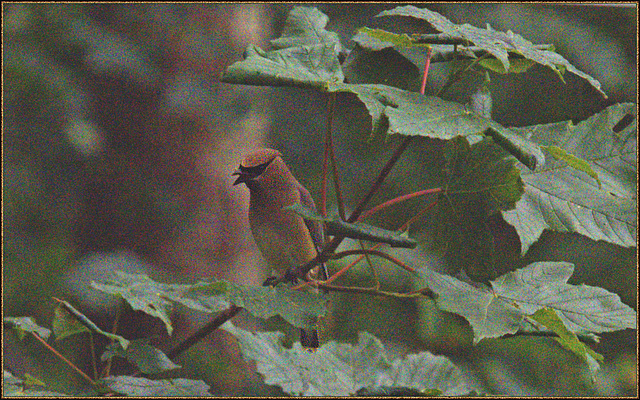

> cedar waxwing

[{"left": 233, "top": 148, "right": 325, "bottom": 348}]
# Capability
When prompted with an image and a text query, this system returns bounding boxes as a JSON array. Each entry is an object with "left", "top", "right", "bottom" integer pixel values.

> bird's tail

[
  {"left": 300, "top": 328, "right": 320, "bottom": 350},
  {"left": 300, "top": 261, "right": 327, "bottom": 351}
]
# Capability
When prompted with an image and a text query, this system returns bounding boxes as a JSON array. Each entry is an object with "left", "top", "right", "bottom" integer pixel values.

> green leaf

[
  {"left": 22, "top": 374, "right": 46, "bottom": 388},
  {"left": 530, "top": 308, "right": 603, "bottom": 381},
  {"left": 327, "top": 82, "right": 490, "bottom": 139},
  {"left": 91, "top": 271, "right": 327, "bottom": 331},
  {"left": 3, "top": 370, "right": 70, "bottom": 397},
  {"left": 221, "top": 7, "right": 343, "bottom": 88},
  {"left": 222, "top": 323, "right": 472, "bottom": 396},
  {"left": 502, "top": 103, "right": 637, "bottom": 253},
  {"left": 54, "top": 300, "right": 130, "bottom": 350},
  {"left": 542, "top": 145, "right": 601, "bottom": 188},
  {"left": 416, "top": 261, "right": 636, "bottom": 343},
  {"left": 271, "top": 7, "right": 343, "bottom": 51},
  {"left": 325, "top": 82, "right": 543, "bottom": 170},
  {"left": 286, "top": 202, "right": 417, "bottom": 248},
  {"left": 4, "top": 370, "right": 24, "bottom": 390},
  {"left": 492, "top": 262, "right": 636, "bottom": 333},
  {"left": 101, "top": 376, "right": 210, "bottom": 397},
  {"left": 188, "top": 281, "right": 328, "bottom": 330},
  {"left": 165, "top": 280, "right": 230, "bottom": 314},
  {"left": 377, "top": 5, "right": 606, "bottom": 97},
  {"left": 355, "top": 386, "right": 436, "bottom": 396},
  {"left": 102, "top": 340, "right": 181, "bottom": 375},
  {"left": 435, "top": 137, "right": 524, "bottom": 281},
  {"left": 4, "top": 317, "right": 51, "bottom": 340},
  {"left": 352, "top": 29, "right": 480, "bottom": 66},
  {"left": 343, "top": 44, "right": 421, "bottom": 92},
  {"left": 221, "top": 43, "right": 343, "bottom": 89},
  {"left": 478, "top": 58, "right": 535, "bottom": 74},
  {"left": 91, "top": 271, "right": 181, "bottom": 335},
  {"left": 52, "top": 303, "right": 90, "bottom": 341},
  {"left": 357, "top": 27, "right": 431, "bottom": 49}
]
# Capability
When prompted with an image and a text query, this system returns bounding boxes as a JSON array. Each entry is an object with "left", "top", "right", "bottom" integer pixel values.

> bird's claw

[{"left": 262, "top": 276, "right": 280, "bottom": 287}]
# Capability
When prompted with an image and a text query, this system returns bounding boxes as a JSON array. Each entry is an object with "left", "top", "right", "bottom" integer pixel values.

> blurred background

[{"left": 3, "top": 3, "right": 636, "bottom": 396}]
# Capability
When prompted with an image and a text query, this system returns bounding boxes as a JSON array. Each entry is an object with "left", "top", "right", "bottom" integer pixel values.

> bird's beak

[{"left": 232, "top": 169, "right": 254, "bottom": 186}]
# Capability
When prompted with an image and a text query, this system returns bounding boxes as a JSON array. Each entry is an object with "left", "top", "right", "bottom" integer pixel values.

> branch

[
  {"left": 345, "top": 41, "right": 435, "bottom": 225},
  {"left": 321, "top": 112, "right": 329, "bottom": 218},
  {"left": 437, "top": 52, "right": 492, "bottom": 97},
  {"left": 331, "top": 249, "right": 415, "bottom": 272},
  {"left": 289, "top": 47, "right": 437, "bottom": 281},
  {"left": 102, "top": 298, "right": 124, "bottom": 378},
  {"left": 420, "top": 47, "right": 433, "bottom": 95},
  {"left": 358, "top": 187, "right": 442, "bottom": 221},
  {"left": 324, "top": 243, "right": 382, "bottom": 285},
  {"left": 287, "top": 136, "right": 415, "bottom": 281},
  {"left": 167, "top": 305, "right": 243, "bottom": 360},
  {"left": 411, "top": 33, "right": 472, "bottom": 45},
  {"left": 348, "top": 136, "right": 414, "bottom": 223},
  {"left": 326, "top": 93, "right": 346, "bottom": 221},
  {"left": 31, "top": 331, "right": 96, "bottom": 386},
  {"left": 421, "top": 40, "right": 554, "bottom": 63},
  {"left": 317, "top": 282, "right": 436, "bottom": 300}
]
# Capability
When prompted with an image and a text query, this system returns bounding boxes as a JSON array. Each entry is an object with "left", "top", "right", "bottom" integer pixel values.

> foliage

[
  {"left": 101, "top": 376, "right": 211, "bottom": 397},
  {"left": 222, "top": 323, "right": 472, "bottom": 396},
  {"left": 4, "top": 370, "right": 69, "bottom": 397},
  {"left": 4, "top": 4, "right": 636, "bottom": 397},
  {"left": 417, "top": 261, "right": 634, "bottom": 343},
  {"left": 503, "top": 102, "right": 636, "bottom": 253}
]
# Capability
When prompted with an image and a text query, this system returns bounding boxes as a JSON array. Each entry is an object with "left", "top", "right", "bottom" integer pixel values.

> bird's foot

[{"left": 262, "top": 276, "right": 280, "bottom": 287}]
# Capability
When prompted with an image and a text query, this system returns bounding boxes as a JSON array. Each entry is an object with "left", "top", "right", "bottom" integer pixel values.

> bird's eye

[{"left": 238, "top": 160, "right": 271, "bottom": 176}]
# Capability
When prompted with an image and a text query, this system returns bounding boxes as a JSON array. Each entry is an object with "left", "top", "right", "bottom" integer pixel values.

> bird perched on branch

[{"left": 233, "top": 148, "right": 325, "bottom": 349}]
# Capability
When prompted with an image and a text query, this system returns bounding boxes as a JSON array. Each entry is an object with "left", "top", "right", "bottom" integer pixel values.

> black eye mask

[
  {"left": 238, "top": 160, "right": 270, "bottom": 176},
  {"left": 232, "top": 159, "right": 272, "bottom": 186}
]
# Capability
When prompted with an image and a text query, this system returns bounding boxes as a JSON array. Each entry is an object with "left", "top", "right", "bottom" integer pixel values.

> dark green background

[{"left": 3, "top": 3, "right": 636, "bottom": 396}]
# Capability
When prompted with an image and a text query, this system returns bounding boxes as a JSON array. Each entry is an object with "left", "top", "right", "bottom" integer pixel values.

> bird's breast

[{"left": 248, "top": 194, "right": 317, "bottom": 276}]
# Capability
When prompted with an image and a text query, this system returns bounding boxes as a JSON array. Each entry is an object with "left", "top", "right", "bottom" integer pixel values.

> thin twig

[
  {"left": 360, "top": 240, "right": 380, "bottom": 290},
  {"left": 317, "top": 283, "right": 434, "bottom": 299},
  {"left": 88, "top": 333, "right": 98, "bottom": 381},
  {"left": 31, "top": 332, "right": 96, "bottom": 385},
  {"left": 324, "top": 200, "right": 437, "bottom": 286},
  {"left": 420, "top": 47, "right": 433, "bottom": 95},
  {"left": 288, "top": 135, "right": 415, "bottom": 281},
  {"left": 343, "top": 42, "right": 433, "bottom": 222},
  {"left": 437, "top": 52, "right": 491, "bottom": 97},
  {"left": 324, "top": 244, "right": 382, "bottom": 285},
  {"left": 326, "top": 93, "right": 346, "bottom": 221},
  {"left": 102, "top": 297, "right": 123, "bottom": 378},
  {"left": 166, "top": 305, "right": 242, "bottom": 360},
  {"left": 331, "top": 249, "right": 415, "bottom": 273},
  {"left": 400, "top": 199, "right": 439, "bottom": 231},
  {"left": 290, "top": 45, "right": 436, "bottom": 280},
  {"left": 348, "top": 137, "right": 414, "bottom": 223},
  {"left": 321, "top": 97, "right": 331, "bottom": 218},
  {"left": 412, "top": 34, "right": 553, "bottom": 51},
  {"left": 358, "top": 187, "right": 442, "bottom": 221},
  {"left": 302, "top": 202, "right": 439, "bottom": 296}
]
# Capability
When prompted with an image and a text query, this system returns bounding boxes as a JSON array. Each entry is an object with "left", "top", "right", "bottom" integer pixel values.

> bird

[{"left": 233, "top": 148, "right": 326, "bottom": 349}]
